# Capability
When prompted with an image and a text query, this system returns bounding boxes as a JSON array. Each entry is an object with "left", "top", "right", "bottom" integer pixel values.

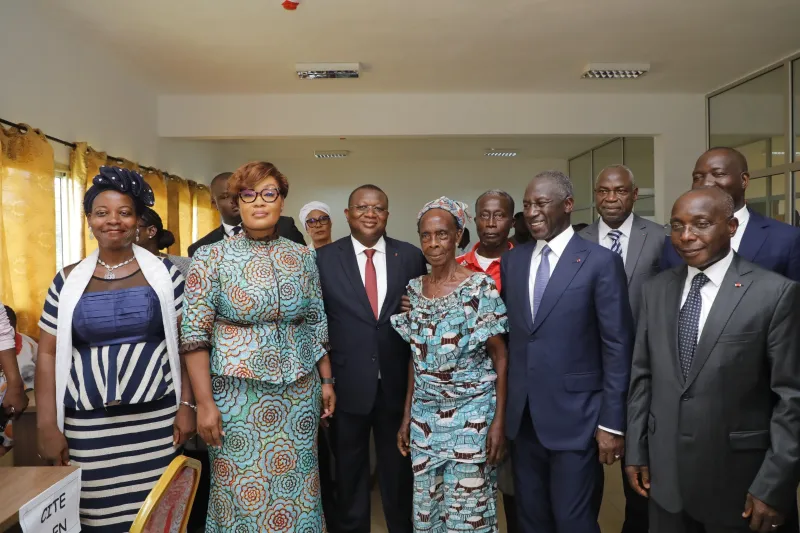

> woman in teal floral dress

[
  {"left": 181, "top": 162, "right": 335, "bottom": 533},
  {"left": 392, "top": 197, "right": 509, "bottom": 533}
]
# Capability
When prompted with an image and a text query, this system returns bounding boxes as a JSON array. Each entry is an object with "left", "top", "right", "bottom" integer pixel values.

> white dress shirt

[
  {"left": 528, "top": 225, "right": 623, "bottom": 436},
  {"left": 730, "top": 205, "right": 750, "bottom": 253},
  {"left": 598, "top": 213, "right": 634, "bottom": 266},
  {"left": 222, "top": 222, "right": 241, "bottom": 237},
  {"left": 351, "top": 236, "right": 388, "bottom": 316},
  {"left": 680, "top": 249, "right": 734, "bottom": 339},
  {"left": 528, "top": 225, "right": 575, "bottom": 313}
]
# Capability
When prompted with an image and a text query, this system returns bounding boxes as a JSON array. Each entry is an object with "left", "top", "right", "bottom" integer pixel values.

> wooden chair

[{"left": 130, "top": 455, "right": 202, "bottom": 533}]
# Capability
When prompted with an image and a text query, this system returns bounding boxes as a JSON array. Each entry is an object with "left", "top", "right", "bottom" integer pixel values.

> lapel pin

[
  {"left": 734, "top": 282, "right": 742, "bottom": 287},
  {"left": 395, "top": 253, "right": 398, "bottom": 257},
  {"left": 576, "top": 258, "right": 581, "bottom": 263}
]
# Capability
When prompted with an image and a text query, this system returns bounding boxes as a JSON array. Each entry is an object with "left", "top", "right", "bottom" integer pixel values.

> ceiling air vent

[
  {"left": 581, "top": 63, "right": 650, "bottom": 79},
  {"left": 297, "top": 63, "right": 360, "bottom": 79},
  {"left": 314, "top": 150, "right": 350, "bottom": 159},
  {"left": 485, "top": 149, "right": 517, "bottom": 158}
]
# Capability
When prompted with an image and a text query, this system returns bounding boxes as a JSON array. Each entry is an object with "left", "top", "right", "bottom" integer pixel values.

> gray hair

[
  {"left": 532, "top": 170, "right": 574, "bottom": 200},
  {"left": 594, "top": 164, "right": 636, "bottom": 188},
  {"left": 475, "top": 189, "right": 515, "bottom": 215}
]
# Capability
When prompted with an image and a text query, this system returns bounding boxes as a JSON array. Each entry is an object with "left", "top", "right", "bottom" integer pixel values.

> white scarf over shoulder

[{"left": 54, "top": 245, "right": 181, "bottom": 431}]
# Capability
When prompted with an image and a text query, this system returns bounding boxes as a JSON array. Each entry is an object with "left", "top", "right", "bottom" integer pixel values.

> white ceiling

[
  {"left": 39, "top": 0, "right": 800, "bottom": 94},
  {"left": 208, "top": 135, "right": 619, "bottom": 160}
]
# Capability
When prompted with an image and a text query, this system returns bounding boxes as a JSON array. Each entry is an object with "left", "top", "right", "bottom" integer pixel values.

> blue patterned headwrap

[
  {"left": 83, "top": 166, "right": 155, "bottom": 215},
  {"left": 417, "top": 196, "right": 473, "bottom": 229}
]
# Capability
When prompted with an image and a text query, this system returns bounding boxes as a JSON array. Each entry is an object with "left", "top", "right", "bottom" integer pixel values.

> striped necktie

[{"left": 608, "top": 229, "right": 623, "bottom": 256}]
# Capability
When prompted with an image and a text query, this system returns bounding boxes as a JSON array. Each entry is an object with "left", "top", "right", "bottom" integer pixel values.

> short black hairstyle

[
  {"left": 348, "top": 184, "right": 387, "bottom": 206},
  {"left": 706, "top": 147, "right": 749, "bottom": 173}
]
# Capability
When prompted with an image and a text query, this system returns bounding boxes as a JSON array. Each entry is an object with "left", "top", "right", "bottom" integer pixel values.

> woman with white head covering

[{"left": 300, "top": 201, "right": 333, "bottom": 249}]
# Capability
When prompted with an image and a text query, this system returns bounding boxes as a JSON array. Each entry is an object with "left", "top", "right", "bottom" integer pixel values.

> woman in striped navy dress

[{"left": 35, "top": 167, "right": 196, "bottom": 532}]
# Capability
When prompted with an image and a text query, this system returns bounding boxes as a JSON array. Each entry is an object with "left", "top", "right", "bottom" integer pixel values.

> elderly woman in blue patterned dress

[
  {"left": 392, "top": 197, "right": 509, "bottom": 533},
  {"left": 35, "top": 167, "right": 193, "bottom": 532},
  {"left": 181, "top": 161, "right": 335, "bottom": 533}
]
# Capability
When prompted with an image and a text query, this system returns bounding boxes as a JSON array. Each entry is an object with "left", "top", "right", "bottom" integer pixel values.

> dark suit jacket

[
  {"left": 579, "top": 214, "right": 664, "bottom": 324},
  {"left": 187, "top": 216, "right": 305, "bottom": 257},
  {"left": 626, "top": 255, "right": 800, "bottom": 526},
  {"left": 316, "top": 236, "right": 427, "bottom": 415},
  {"left": 500, "top": 233, "right": 634, "bottom": 450},
  {"left": 661, "top": 208, "right": 800, "bottom": 282}
]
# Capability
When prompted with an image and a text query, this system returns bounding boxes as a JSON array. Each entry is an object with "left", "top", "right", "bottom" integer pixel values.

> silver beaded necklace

[{"left": 97, "top": 257, "right": 136, "bottom": 280}]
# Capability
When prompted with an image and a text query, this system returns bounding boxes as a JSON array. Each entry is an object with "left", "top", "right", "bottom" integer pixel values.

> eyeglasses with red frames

[{"left": 239, "top": 188, "right": 281, "bottom": 204}]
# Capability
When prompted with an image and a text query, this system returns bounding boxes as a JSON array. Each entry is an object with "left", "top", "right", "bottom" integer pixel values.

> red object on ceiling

[{"left": 282, "top": 0, "right": 299, "bottom": 10}]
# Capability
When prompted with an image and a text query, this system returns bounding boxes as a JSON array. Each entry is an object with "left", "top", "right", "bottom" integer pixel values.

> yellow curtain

[
  {"left": 0, "top": 124, "right": 56, "bottom": 337},
  {"left": 143, "top": 169, "right": 169, "bottom": 224},
  {"left": 73, "top": 144, "right": 108, "bottom": 258},
  {"left": 193, "top": 184, "right": 219, "bottom": 242},
  {"left": 166, "top": 176, "right": 193, "bottom": 256}
]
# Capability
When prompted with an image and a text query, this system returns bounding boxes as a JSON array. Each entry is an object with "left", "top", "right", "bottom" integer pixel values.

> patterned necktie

[
  {"left": 532, "top": 245, "right": 551, "bottom": 319},
  {"left": 608, "top": 229, "right": 623, "bottom": 256},
  {"left": 364, "top": 249, "right": 379, "bottom": 319},
  {"left": 232, "top": 226, "right": 242, "bottom": 236},
  {"left": 678, "top": 273, "right": 710, "bottom": 378}
]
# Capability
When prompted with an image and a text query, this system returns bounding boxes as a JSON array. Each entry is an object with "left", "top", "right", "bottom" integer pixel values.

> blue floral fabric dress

[
  {"left": 391, "top": 273, "right": 508, "bottom": 533},
  {"left": 181, "top": 234, "right": 329, "bottom": 533}
]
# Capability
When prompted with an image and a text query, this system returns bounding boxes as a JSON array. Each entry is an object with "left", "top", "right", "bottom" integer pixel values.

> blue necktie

[
  {"left": 532, "top": 245, "right": 551, "bottom": 319},
  {"left": 678, "top": 273, "right": 709, "bottom": 378},
  {"left": 608, "top": 229, "right": 623, "bottom": 256}
]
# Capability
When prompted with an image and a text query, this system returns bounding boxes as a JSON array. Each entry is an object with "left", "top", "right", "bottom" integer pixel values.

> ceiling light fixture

[
  {"left": 581, "top": 63, "right": 650, "bottom": 79},
  {"left": 485, "top": 149, "right": 517, "bottom": 158},
  {"left": 296, "top": 63, "right": 360, "bottom": 80},
  {"left": 314, "top": 150, "right": 350, "bottom": 159}
]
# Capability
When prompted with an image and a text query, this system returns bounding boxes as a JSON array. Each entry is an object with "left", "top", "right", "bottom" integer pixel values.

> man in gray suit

[
  {"left": 580, "top": 164, "right": 664, "bottom": 532},
  {"left": 626, "top": 187, "right": 800, "bottom": 532}
]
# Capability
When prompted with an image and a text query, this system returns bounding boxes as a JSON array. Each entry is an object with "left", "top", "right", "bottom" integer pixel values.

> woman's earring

[{"left": 135, "top": 228, "right": 140, "bottom": 242}]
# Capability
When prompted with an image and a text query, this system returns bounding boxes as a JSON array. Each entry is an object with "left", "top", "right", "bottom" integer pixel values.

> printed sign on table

[{"left": 19, "top": 468, "right": 81, "bottom": 533}]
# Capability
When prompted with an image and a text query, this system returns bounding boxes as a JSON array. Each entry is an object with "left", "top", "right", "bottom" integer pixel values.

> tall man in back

[
  {"left": 661, "top": 147, "right": 800, "bottom": 281},
  {"left": 457, "top": 189, "right": 519, "bottom": 533},
  {"left": 626, "top": 187, "right": 800, "bottom": 532},
  {"left": 579, "top": 165, "right": 664, "bottom": 533},
  {"left": 188, "top": 171, "right": 305, "bottom": 256},
  {"left": 316, "top": 185, "right": 427, "bottom": 533},
  {"left": 501, "top": 170, "right": 635, "bottom": 533}
]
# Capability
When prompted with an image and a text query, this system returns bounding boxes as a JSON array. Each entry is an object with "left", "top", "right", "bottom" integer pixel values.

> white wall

[
  {"left": 0, "top": 3, "right": 160, "bottom": 166},
  {"left": 159, "top": 93, "right": 707, "bottom": 222},
  {"left": 215, "top": 141, "right": 566, "bottom": 245}
]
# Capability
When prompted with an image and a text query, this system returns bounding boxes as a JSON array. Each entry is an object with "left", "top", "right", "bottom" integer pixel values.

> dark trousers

[
  {"left": 184, "top": 444, "right": 210, "bottom": 533},
  {"left": 319, "top": 424, "right": 339, "bottom": 533},
  {"left": 333, "top": 381, "right": 413, "bottom": 533},
  {"left": 621, "top": 460, "right": 649, "bottom": 533},
  {"left": 511, "top": 407, "right": 603, "bottom": 533},
  {"left": 504, "top": 493, "right": 520, "bottom": 533},
  {"left": 650, "top": 496, "right": 800, "bottom": 533}
]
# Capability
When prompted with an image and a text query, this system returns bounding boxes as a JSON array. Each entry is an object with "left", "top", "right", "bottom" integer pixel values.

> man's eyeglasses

[
  {"left": 239, "top": 188, "right": 280, "bottom": 204},
  {"left": 349, "top": 205, "right": 388, "bottom": 217},
  {"left": 306, "top": 216, "right": 332, "bottom": 228}
]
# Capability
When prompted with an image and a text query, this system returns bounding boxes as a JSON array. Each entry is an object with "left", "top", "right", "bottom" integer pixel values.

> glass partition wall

[
  {"left": 568, "top": 137, "right": 655, "bottom": 222},
  {"left": 707, "top": 52, "right": 800, "bottom": 226}
]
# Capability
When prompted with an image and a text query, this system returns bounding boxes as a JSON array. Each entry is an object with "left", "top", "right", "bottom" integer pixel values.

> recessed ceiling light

[
  {"left": 297, "top": 63, "right": 360, "bottom": 79},
  {"left": 581, "top": 63, "right": 650, "bottom": 79},
  {"left": 485, "top": 149, "right": 517, "bottom": 158},
  {"left": 314, "top": 150, "right": 350, "bottom": 159}
]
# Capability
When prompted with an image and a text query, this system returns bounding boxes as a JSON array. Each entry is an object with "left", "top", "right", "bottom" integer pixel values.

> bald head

[
  {"left": 594, "top": 165, "right": 638, "bottom": 228},
  {"left": 692, "top": 147, "right": 750, "bottom": 210},
  {"left": 670, "top": 187, "right": 738, "bottom": 269}
]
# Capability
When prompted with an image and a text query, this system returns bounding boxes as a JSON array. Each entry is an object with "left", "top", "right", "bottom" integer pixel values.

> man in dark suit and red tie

[
  {"left": 316, "top": 185, "right": 427, "bottom": 533},
  {"left": 627, "top": 186, "right": 800, "bottom": 532},
  {"left": 500, "top": 170, "right": 635, "bottom": 533},
  {"left": 661, "top": 147, "right": 800, "bottom": 281}
]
